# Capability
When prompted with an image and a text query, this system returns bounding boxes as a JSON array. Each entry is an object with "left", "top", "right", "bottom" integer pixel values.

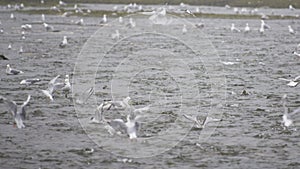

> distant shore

[{"left": 0, "top": 0, "right": 299, "bottom": 8}]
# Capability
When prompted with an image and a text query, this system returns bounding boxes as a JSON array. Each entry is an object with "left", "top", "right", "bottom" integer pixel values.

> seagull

[
  {"left": 288, "top": 25, "right": 295, "bottom": 35},
  {"left": 185, "top": 9, "right": 195, "bottom": 17},
  {"left": 8, "top": 43, "right": 12, "bottom": 50},
  {"left": 244, "top": 23, "right": 250, "bottom": 33},
  {"left": 6, "top": 64, "right": 24, "bottom": 75},
  {"left": 289, "top": 5, "right": 295, "bottom": 10},
  {"left": 21, "top": 24, "right": 32, "bottom": 31},
  {"left": 61, "top": 74, "right": 71, "bottom": 97},
  {"left": 59, "top": 36, "right": 68, "bottom": 48},
  {"left": 119, "top": 16, "right": 123, "bottom": 23},
  {"left": 20, "top": 78, "right": 41, "bottom": 85},
  {"left": 261, "top": 20, "right": 270, "bottom": 29},
  {"left": 59, "top": 0, "right": 67, "bottom": 6},
  {"left": 293, "top": 51, "right": 300, "bottom": 57},
  {"left": 282, "top": 94, "right": 300, "bottom": 128},
  {"left": 126, "top": 18, "right": 136, "bottom": 28},
  {"left": 182, "top": 24, "right": 187, "bottom": 34},
  {"left": 279, "top": 75, "right": 300, "bottom": 87},
  {"left": 43, "top": 22, "right": 54, "bottom": 31},
  {"left": 230, "top": 23, "right": 241, "bottom": 32},
  {"left": 111, "top": 30, "right": 120, "bottom": 40},
  {"left": 19, "top": 46, "right": 23, "bottom": 54},
  {"left": 259, "top": 22, "right": 264, "bottom": 34},
  {"left": 75, "top": 18, "right": 84, "bottom": 25},
  {"left": 41, "top": 75, "right": 64, "bottom": 101},
  {"left": 41, "top": 14, "right": 45, "bottom": 22},
  {"left": 99, "top": 14, "right": 107, "bottom": 24},
  {"left": 0, "top": 95, "right": 31, "bottom": 128},
  {"left": 183, "top": 114, "right": 221, "bottom": 129},
  {"left": 108, "top": 114, "right": 141, "bottom": 139},
  {"left": 91, "top": 101, "right": 114, "bottom": 123},
  {"left": 10, "top": 13, "right": 16, "bottom": 20}
]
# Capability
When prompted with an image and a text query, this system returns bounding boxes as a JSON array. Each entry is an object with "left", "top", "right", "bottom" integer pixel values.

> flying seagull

[
  {"left": 183, "top": 114, "right": 221, "bottom": 129},
  {"left": 282, "top": 94, "right": 300, "bottom": 128},
  {"left": 0, "top": 95, "right": 31, "bottom": 128},
  {"left": 41, "top": 75, "right": 64, "bottom": 101},
  {"left": 279, "top": 75, "right": 300, "bottom": 87},
  {"left": 108, "top": 114, "right": 141, "bottom": 139}
]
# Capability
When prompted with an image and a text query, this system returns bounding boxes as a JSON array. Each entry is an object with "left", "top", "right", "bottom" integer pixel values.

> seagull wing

[
  {"left": 290, "top": 107, "right": 300, "bottom": 116},
  {"left": 2, "top": 97, "right": 17, "bottom": 116},
  {"left": 49, "top": 75, "right": 60, "bottom": 86},
  {"left": 109, "top": 119, "right": 127, "bottom": 134},
  {"left": 183, "top": 114, "right": 197, "bottom": 122},
  {"left": 20, "top": 95, "right": 31, "bottom": 120},
  {"left": 293, "top": 75, "right": 300, "bottom": 81},
  {"left": 278, "top": 78, "right": 291, "bottom": 82}
]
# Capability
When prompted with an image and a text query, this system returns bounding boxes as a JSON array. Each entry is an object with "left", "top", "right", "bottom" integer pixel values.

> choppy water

[{"left": 0, "top": 4, "right": 299, "bottom": 169}]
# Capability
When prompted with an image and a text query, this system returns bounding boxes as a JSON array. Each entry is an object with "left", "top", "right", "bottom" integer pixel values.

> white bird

[
  {"left": 75, "top": 18, "right": 84, "bottom": 25},
  {"left": 108, "top": 114, "right": 141, "bottom": 139},
  {"left": 92, "top": 101, "right": 114, "bottom": 123},
  {"left": 0, "top": 95, "right": 31, "bottom": 129},
  {"left": 230, "top": 23, "right": 241, "bottom": 32},
  {"left": 8, "top": 43, "right": 12, "bottom": 50},
  {"left": 99, "top": 14, "right": 107, "bottom": 24},
  {"left": 126, "top": 18, "right": 136, "bottom": 28},
  {"left": 43, "top": 22, "right": 54, "bottom": 31},
  {"left": 61, "top": 74, "right": 71, "bottom": 97},
  {"left": 261, "top": 20, "right": 270, "bottom": 29},
  {"left": 182, "top": 24, "right": 187, "bottom": 34},
  {"left": 41, "top": 0, "right": 44, "bottom": 4},
  {"left": 6, "top": 64, "right": 24, "bottom": 75},
  {"left": 289, "top": 5, "right": 295, "bottom": 10},
  {"left": 183, "top": 114, "right": 221, "bottom": 129},
  {"left": 59, "top": 0, "right": 67, "bottom": 6},
  {"left": 20, "top": 3, "right": 24, "bottom": 9},
  {"left": 19, "top": 46, "right": 23, "bottom": 54},
  {"left": 259, "top": 22, "right": 264, "bottom": 34},
  {"left": 244, "top": 23, "right": 250, "bottom": 33},
  {"left": 119, "top": 16, "right": 123, "bottom": 23},
  {"left": 279, "top": 75, "right": 300, "bottom": 87},
  {"left": 21, "top": 24, "right": 32, "bottom": 31},
  {"left": 293, "top": 51, "right": 300, "bottom": 57},
  {"left": 59, "top": 36, "right": 68, "bottom": 48},
  {"left": 10, "top": 13, "right": 16, "bottom": 20},
  {"left": 288, "top": 25, "right": 295, "bottom": 35},
  {"left": 282, "top": 94, "right": 300, "bottom": 127},
  {"left": 20, "top": 78, "right": 41, "bottom": 85},
  {"left": 41, "top": 75, "right": 64, "bottom": 101},
  {"left": 111, "top": 30, "right": 120, "bottom": 40},
  {"left": 41, "top": 14, "right": 45, "bottom": 22}
]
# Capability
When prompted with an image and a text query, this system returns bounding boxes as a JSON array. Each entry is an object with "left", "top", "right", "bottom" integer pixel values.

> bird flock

[{"left": 0, "top": 1, "right": 299, "bottom": 138}]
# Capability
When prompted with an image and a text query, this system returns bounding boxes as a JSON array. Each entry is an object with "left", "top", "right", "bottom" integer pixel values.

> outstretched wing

[
  {"left": 109, "top": 119, "right": 127, "bottom": 134},
  {"left": 20, "top": 95, "right": 31, "bottom": 120},
  {"left": 183, "top": 114, "right": 197, "bottom": 122},
  {"left": 1, "top": 96, "right": 17, "bottom": 116},
  {"left": 49, "top": 75, "right": 60, "bottom": 85},
  {"left": 290, "top": 107, "right": 300, "bottom": 116}
]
